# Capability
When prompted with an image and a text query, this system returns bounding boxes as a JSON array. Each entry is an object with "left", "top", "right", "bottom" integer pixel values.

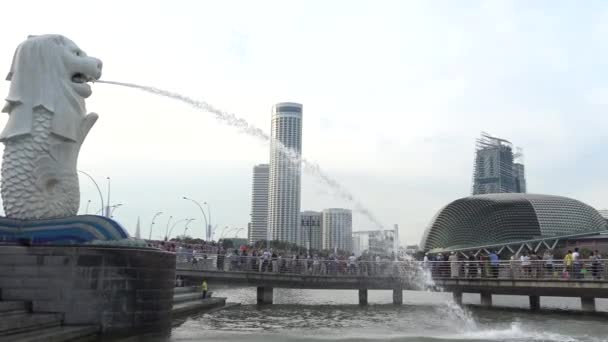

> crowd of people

[
  {"left": 421, "top": 247, "right": 606, "bottom": 280},
  {"left": 215, "top": 250, "right": 397, "bottom": 276},
  {"left": 157, "top": 238, "right": 607, "bottom": 281}
]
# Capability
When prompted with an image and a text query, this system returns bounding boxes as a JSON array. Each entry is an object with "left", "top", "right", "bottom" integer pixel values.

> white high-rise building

[
  {"left": 248, "top": 164, "right": 269, "bottom": 244},
  {"left": 268, "top": 103, "right": 303, "bottom": 245},
  {"left": 322, "top": 208, "right": 353, "bottom": 252}
]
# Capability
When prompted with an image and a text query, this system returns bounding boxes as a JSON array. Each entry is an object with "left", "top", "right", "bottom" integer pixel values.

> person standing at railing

[
  {"left": 272, "top": 252, "right": 278, "bottom": 273},
  {"left": 530, "top": 252, "right": 541, "bottom": 278},
  {"left": 216, "top": 251, "right": 225, "bottom": 271},
  {"left": 348, "top": 253, "right": 357, "bottom": 275},
  {"left": 591, "top": 251, "right": 601, "bottom": 280},
  {"left": 563, "top": 250, "right": 573, "bottom": 279},
  {"left": 520, "top": 253, "right": 531, "bottom": 278},
  {"left": 489, "top": 251, "right": 499, "bottom": 278},
  {"left": 448, "top": 252, "right": 459, "bottom": 277},
  {"left": 572, "top": 248, "right": 581, "bottom": 279},
  {"left": 543, "top": 250, "right": 554, "bottom": 278},
  {"left": 467, "top": 254, "right": 477, "bottom": 278}
]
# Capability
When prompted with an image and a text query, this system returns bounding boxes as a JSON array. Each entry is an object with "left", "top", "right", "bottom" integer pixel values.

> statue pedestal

[{"left": 0, "top": 245, "right": 175, "bottom": 334}]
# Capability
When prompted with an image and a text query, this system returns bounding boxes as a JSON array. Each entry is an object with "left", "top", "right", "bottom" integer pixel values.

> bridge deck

[{"left": 176, "top": 267, "right": 608, "bottom": 297}]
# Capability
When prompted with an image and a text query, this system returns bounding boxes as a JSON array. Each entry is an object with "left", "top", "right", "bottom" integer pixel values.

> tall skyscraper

[
  {"left": 322, "top": 208, "right": 353, "bottom": 252},
  {"left": 301, "top": 211, "right": 322, "bottom": 251},
  {"left": 268, "top": 103, "right": 303, "bottom": 245},
  {"left": 472, "top": 132, "right": 526, "bottom": 195},
  {"left": 248, "top": 164, "right": 269, "bottom": 244}
]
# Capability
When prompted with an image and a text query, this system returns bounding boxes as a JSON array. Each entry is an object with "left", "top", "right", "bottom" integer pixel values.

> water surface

[{"left": 167, "top": 287, "right": 608, "bottom": 342}]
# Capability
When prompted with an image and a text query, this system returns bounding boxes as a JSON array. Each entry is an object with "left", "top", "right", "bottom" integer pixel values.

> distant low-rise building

[
  {"left": 301, "top": 211, "right": 322, "bottom": 251},
  {"left": 322, "top": 208, "right": 352, "bottom": 253}
]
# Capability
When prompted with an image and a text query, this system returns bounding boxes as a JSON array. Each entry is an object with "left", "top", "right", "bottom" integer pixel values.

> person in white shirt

[
  {"left": 520, "top": 253, "right": 531, "bottom": 277},
  {"left": 572, "top": 247, "right": 581, "bottom": 279},
  {"left": 348, "top": 253, "right": 357, "bottom": 274}
]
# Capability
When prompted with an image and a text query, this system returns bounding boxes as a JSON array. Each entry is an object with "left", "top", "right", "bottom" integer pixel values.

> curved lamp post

[
  {"left": 166, "top": 217, "right": 195, "bottom": 240},
  {"left": 105, "top": 177, "right": 111, "bottom": 217},
  {"left": 221, "top": 226, "right": 238, "bottom": 239},
  {"left": 182, "top": 218, "right": 195, "bottom": 237},
  {"left": 233, "top": 227, "right": 245, "bottom": 238},
  {"left": 204, "top": 202, "right": 212, "bottom": 240},
  {"left": 148, "top": 211, "right": 163, "bottom": 240},
  {"left": 183, "top": 197, "right": 209, "bottom": 240},
  {"left": 164, "top": 215, "right": 173, "bottom": 241},
  {"left": 95, "top": 204, "right": 121, "bottom": 215},
  {"left": 78, "top": 170, "right": 104, "bottom": 215},
  {"left": 110, "top": 203, "right": 123, "bottom": 217},
  {"left": 183, "top": 218, "right": 195, "bottom": 237}
]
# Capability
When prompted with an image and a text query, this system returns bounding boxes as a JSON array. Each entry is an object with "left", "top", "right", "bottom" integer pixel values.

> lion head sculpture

[{"left": 1, "top": 34, "right": 102, "bottom": 142}]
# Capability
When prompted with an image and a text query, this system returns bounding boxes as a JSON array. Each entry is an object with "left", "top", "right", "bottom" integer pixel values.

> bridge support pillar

[
  {"left": 257, "top": 287, "right": 273, "bottom": 305},
  {"left": 392, "top": 288, "right": 403, "bottom": 305},
  {"left": 480, "top": 291, "right": 492, "bottom": 307},
  {"left": 358, "top": 289, "right": 368, "bottom": 305},
  {"left": 452, "top": 291, "right": 463, "bottom": 306},
  {"left": 529, "top": 295, "right": 540, "bottom": 311},
  {"left": 581, "top": 297, "right": 596, "bottom": 312}
]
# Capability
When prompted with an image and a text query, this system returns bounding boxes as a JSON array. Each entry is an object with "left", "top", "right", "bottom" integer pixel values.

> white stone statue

[{"left": 1, "top": 35, "right": 102, "bottom": 219}]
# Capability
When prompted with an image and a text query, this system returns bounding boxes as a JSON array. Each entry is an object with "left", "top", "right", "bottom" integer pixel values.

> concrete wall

[{"left": 0, "top": 246, "right": 175, "bottom": 333}]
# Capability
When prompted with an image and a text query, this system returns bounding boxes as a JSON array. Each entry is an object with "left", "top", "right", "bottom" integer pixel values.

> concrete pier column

[
  {"left": 452, "top": 291, "right": 463, "bottom": 306},
  {"left": 480, "top": 291, "right": 492, "bottom": 307},
  {"left": 581, "top": 297, "right": 596, "bottom": 312},
  {"left": 393, "top": 288, "right": 403, "bottom": 305},
  {"left": 529, "top": 295, "right": 540, "bottom": 311},
  {"left": 359, "top": 289, "right": 368, "bottom": 305},
  {"left": 257, "top": 286, "right": 273, "bottom": 305}
]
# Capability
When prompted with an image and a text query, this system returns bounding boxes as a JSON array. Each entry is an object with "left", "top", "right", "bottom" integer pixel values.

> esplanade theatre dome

[{"left": 421, "top": 193, "right": 607, "bottom": 250}]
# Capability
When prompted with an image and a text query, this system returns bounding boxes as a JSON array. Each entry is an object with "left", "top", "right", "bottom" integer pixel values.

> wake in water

[{"left": 96, "top": 80, "right": 383, "bottom": 228}]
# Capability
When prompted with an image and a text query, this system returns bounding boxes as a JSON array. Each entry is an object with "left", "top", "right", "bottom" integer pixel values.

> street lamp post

[
  {"left": 148, "top": 211, "right": 163, "bottom": 240},
  {"left": 85, "top": 200, "right": 91, "bottom": 215},
  {"left": 234, "top": 227, "right": 245, "bottom": 238},
  {"left": 164, "top": 215, "right": 173, "bottom": 241},
  {"left": 110, "top": 204, "right": 123, "bottom": 218},
  {"left": 166, "top": 217, "right": 195, "bottom": 240},
  {"left": 183, "top": 218, "right": 195, "bottom": 237},
  {"left": 204, "top": 202, "right": 212, "bottom": 241},
  {"left": 77, "top": 170, "right": 104, "bottom": 215},
  {"left": 95, "top": 204, "right": 120, "bottom": 215},
  {"left": 105, "top": 177, "right": 111, "bottom": 217},
  {"left": 183, "top": 197, "right": 209, "bottom": 241}
]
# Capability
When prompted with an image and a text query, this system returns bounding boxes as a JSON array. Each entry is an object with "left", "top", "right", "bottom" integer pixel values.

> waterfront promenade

[{"left": 176, "top": 257, "right": 608, "bottom": 311}]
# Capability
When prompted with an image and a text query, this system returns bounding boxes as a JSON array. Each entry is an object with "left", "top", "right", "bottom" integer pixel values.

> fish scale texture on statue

[{"left": 0, "top": 34, "right": 102, "bottom": 219}]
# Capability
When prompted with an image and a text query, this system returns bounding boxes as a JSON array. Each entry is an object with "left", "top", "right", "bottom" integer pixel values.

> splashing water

[
  {"left": 400, "top": 254, "right": 478, "bottom": 331},
  {"left": 96, "top": 80, "right": 383, "bottom": 228}
]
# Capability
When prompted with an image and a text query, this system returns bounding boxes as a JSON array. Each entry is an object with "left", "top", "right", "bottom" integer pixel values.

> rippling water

[{"left": 146, "top": 287, "right": 608, "bottom": 342}]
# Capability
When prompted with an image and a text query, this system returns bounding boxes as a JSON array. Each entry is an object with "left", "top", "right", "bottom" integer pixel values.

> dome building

[{"left": 421, "top": 193, "right": 607, "bottom": 250}]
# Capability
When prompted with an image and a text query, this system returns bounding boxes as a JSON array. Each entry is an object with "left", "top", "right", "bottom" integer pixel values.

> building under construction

[{"left": 472, "top": 132, "right": 526, "bottom": 195}]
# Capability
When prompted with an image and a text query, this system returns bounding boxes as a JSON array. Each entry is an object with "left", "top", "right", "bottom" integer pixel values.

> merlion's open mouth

[{"left": 71, "top": 73, "right": 93, "bottom": 84}]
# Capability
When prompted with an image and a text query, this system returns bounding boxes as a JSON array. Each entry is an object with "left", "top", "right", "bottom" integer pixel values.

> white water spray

[
  {"left": 401, "top": 254, "right": 478, "bottom": 331},
  {"left": 96, "top": 80, "right": 383, "bottom": 228}
]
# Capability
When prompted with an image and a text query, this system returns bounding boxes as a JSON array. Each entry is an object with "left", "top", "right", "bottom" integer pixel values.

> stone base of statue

[{"left": 0, "top": 245, "right": 176, "bottom": 334}]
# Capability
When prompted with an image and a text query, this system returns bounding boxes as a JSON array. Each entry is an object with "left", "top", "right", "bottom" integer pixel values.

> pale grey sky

[{"left": 1, "top": 0, "right": 608, "bottom": 245}]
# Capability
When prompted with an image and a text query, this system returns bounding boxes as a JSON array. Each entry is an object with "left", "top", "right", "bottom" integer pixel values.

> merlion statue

[{"left": 1, "top": 35, "right": 102, "bottom": 219}]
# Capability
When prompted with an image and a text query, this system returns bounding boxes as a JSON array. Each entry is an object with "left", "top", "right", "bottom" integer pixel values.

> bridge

[{"left": 176, "top": 258, "right": 608, "bottom": 311}]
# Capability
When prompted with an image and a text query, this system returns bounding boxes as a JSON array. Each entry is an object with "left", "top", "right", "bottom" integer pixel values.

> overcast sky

[{"left": 1, "top": 0, "right": 608, "bottom": 245}]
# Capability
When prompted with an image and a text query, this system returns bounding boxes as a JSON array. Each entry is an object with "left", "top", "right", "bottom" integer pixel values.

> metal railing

[{"left": 175, "top": 255, "right": 608, "bottom": 281}]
